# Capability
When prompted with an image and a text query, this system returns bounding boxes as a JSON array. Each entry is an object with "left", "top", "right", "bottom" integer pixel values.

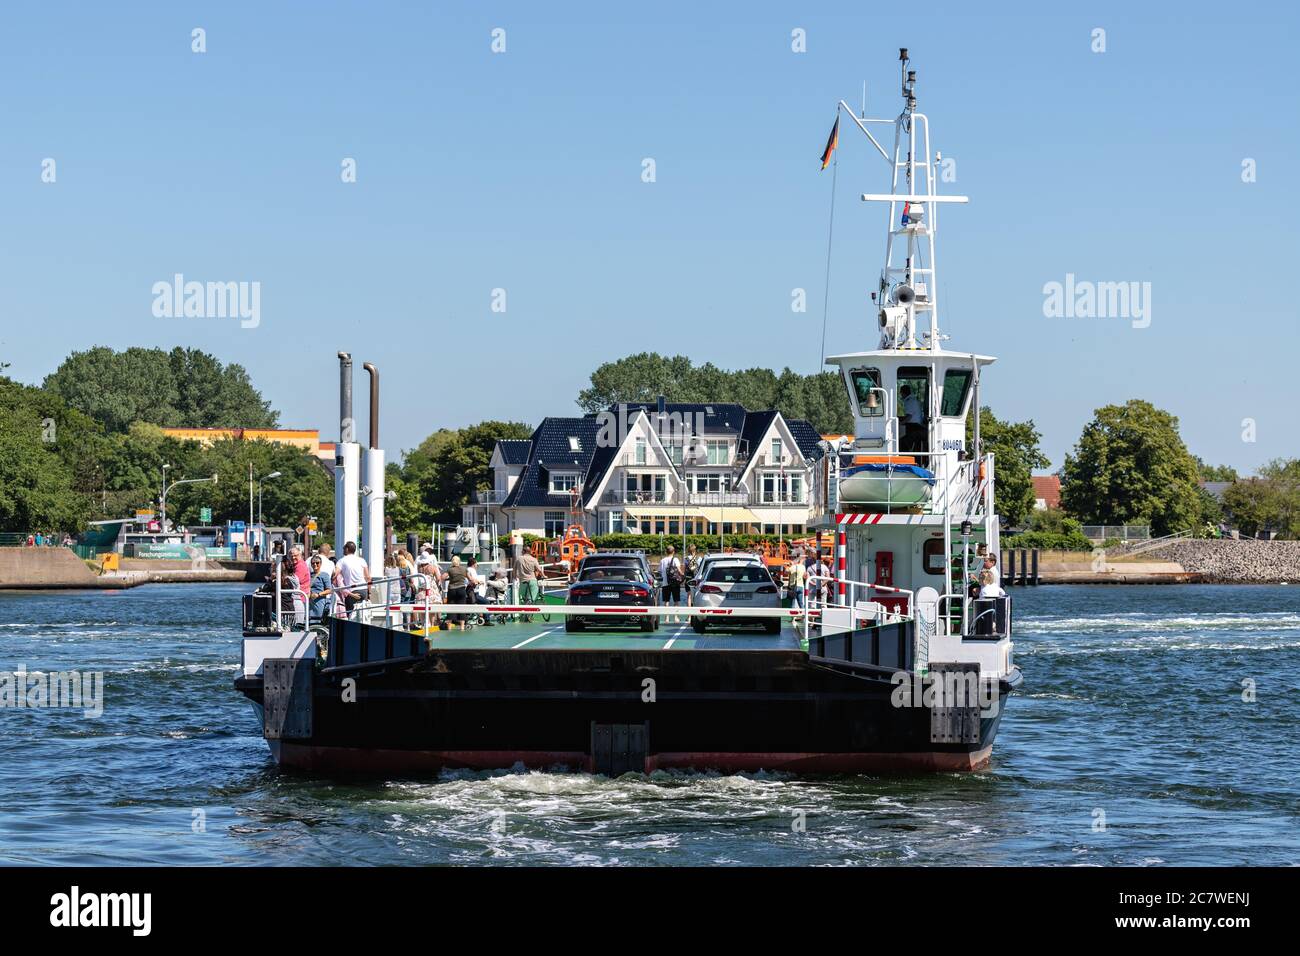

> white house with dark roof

[{"left": 464, "top": 400, "right": 828, "bottom": 538}]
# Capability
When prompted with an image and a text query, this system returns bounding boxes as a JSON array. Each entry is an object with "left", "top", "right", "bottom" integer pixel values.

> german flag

[{"left": 820, "top": 115, "right": 840, "bottom": 170}]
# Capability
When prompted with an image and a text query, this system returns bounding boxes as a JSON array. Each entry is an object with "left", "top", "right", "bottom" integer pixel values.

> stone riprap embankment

[{"left": 1140, "top": 539, "right": 1300, "bottom": 583}]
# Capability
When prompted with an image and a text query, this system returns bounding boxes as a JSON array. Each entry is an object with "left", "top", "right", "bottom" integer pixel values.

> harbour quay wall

[
  {"left": 0, "top": 548, "right": 270, "bottom": 590},
  {"left": 0, "top": 546, "right": 125, "bottom": 589},
  {"left": 1141, "top": 539, "right": 1300, "bottom": 584}
]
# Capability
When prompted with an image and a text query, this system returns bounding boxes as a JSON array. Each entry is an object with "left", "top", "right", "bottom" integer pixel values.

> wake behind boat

[{"left": 234, "top": 48, "right": 1022, "bottom": 774}]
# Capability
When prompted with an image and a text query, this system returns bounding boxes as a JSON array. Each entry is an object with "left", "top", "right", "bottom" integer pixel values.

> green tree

[
  {"left": 1195, "top": 457, "right": 1240, "bottom": 482},
  {"left": 168, "top": 438, "right": 333, "bottom": 533},
  {"left": 167, "top": 348, "right": 277, "bottom": 428},
  {"left": 0, "top": 378, "right": 90, "bottom": 531},
  {"left": 1221, "top": 459, "right": 1300, "bottom": 538},
  {"left": 43, "top": 346, "right": 277, "bottom": 433},
  {"left": 399, "top": 420, "right": 532, "bottom": 524},
  {"left": 965, "top": 407, "right": 1050, "bottom": 527},
  {"left": 1060, "top": 400, "right": 1204, "bottom": 536},
  {"left": 577, "top": 352, "right": 851, "bottom": 433}
]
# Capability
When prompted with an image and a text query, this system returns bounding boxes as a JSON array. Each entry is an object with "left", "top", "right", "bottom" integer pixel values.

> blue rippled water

[{"left": 1, "top": 582, "right": 1297, "bottom": 865}]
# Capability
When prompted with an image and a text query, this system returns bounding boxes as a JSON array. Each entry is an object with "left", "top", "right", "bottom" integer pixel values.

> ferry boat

[{"left": 234, "top": 49, "right": 1022, "bottom": 774}]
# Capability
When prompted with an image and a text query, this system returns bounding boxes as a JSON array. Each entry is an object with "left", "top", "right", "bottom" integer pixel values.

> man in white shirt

[
  {"left": 899, "top": 384, "right": 925, "bottom": 452},
  {"left": 332, "top": 541, "right": 371, "bottom": 614},
  {"left": 982, "top": 554, "right": 1000, "bottom": 590},
  {"left": 658, "top": 546, "right": 684, "bottom": 622},
  {"left": 314, "top": 543, "right": 336, "bottom": 578}
]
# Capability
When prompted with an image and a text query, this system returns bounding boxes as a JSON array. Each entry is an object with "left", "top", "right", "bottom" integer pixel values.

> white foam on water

[
  {"left": 0, "top": 621, "right": 120, "bottom": 629},
  {"left": 1020, "top": 612, "right": 1300, "bottom": 634}
]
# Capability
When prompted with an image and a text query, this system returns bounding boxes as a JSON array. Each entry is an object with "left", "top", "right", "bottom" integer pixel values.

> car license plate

[
  {"left": 729, "top": 592, "right": 751, "bottom": 600},
  {"left": 599, "top": 590, "right": 619, "bottom": 599}
]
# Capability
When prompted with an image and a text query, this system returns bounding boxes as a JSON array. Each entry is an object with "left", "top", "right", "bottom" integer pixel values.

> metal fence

[{"left": 1081, "top": 525, "right": 1150, "bottom": 542}]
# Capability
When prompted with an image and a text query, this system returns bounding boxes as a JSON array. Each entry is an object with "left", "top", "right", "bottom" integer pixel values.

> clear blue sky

[{"left": 2, "top": 1, "right": 1295, "bottom": 473}]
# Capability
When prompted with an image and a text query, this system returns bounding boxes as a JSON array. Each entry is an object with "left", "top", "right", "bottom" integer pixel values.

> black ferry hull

[{"left": 236, "top": 619, "right": 1019, "bottom": 775}]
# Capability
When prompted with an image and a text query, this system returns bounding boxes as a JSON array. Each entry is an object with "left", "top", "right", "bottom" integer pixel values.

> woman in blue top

[{"left": 308, "top": 554, "right": 334, "bottom": 622}]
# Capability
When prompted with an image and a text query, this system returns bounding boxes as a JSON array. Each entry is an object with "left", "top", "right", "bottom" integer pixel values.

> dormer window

[{"left": 550, "top": 473, "right": 579, "bottom": 493}]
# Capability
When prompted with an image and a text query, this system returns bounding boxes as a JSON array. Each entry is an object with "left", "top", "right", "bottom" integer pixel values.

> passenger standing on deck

[
  {"left": 786, "top": 556, "right": 807, "bottom": 609},
  {"left": 445, "top": 556, "right": 469, "bottom": 629},
  {"left": 684, "top": 545, "right": 700, "bottom": 604},
  {"left": 512, "top": 548, "right": 544, "bottom": 622},
  {"left": 315, "top": 543, "right": 336, "bottom": 579},
  {"left": 308, "top": 555, "right": 333, "bottom": 623},
  {"left": 466, "top": 556, "right": 494, "bottom": 626},
  {"left": 413, "top": 553, "right": 444, "bottom": 633},
  {"left": 288, "top": 546, "right": 311, "bottom": 605},
  {"left": 279, "top": 562, "right": 305, "bottom": 628},
  {"left": 332, "top": 541, "right": 371, "bottom": 615},
  {"left": 982, "top": 554, "right": 1000, "bottom": 590},
  {"left": 394, "top": 551, "right": 414, "bottom": 625},
  {"left": 899, "top": 384, "right": 925, "bottom": 452},
  {"left": 977, "top": 568, "right": 1005, "bottom": 599},
  {"left": 659, "top": 546, "right": 684, "bottom": 622}
]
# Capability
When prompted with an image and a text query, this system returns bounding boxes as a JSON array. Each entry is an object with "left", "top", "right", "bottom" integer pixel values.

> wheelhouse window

[
  {"left": 848, "top": 367, "right": 884, "bottom": 417},
  {"left": 941, "top": 368, "right": 973, "bottom": 417},
  {"left": 898, "top": 366, "right": 931, "bottom": 454}
]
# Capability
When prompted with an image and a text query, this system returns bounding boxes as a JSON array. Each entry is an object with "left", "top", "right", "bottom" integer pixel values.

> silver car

[
  {"left": 691, "top": 560, "right": 782, "bottom": 634},
  {"left": 689, "top": 552, "right": 763, "bottom": 601}
]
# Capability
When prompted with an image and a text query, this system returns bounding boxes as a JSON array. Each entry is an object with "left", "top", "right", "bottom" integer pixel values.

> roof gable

[{"left": 502, "top": 418, "right": 599, "bottom": 509}]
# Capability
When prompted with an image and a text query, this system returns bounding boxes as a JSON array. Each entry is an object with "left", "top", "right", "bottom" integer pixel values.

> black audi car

[{"left": 565, "top": 551, "right": 659, "bottom": 632}]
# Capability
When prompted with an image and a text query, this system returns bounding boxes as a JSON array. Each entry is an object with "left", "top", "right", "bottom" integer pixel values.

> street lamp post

[
  {"left": 162, "top": 473, "right": 219, "bottom": 535},
  {"left": 257, "top": 471, "right": 282, "bottom": 525},
  {"left": 160, "top": 463, "right": 171, "bottom": 530}
]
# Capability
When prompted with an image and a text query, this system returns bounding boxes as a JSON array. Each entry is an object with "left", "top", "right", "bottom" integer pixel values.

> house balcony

[
  {"left": 603, "top": 489, "right": 670, "bottom": 505},
  {"left": 475, "top": 490, "right": 510, "bottom": 505},
  {"left": 598, "top": 490, "right": 811, "bottom": 508},
  {"left": 751, "top": 494, "right": 809, "bottom": 508}
]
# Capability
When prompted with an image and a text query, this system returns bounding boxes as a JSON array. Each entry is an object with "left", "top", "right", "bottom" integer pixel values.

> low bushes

[{"left": 1001, "top": 530, "right": 1092, "bottom": 552}]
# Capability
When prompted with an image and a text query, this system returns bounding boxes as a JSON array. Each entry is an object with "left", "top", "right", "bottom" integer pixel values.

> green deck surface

[{"left": 413, "top": 618, "right": 805, "bottom": 652}]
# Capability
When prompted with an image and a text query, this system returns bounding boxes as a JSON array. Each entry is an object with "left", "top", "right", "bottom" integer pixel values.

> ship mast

[{"left": 843, "top": 48, "right": 970, "bottom": 350}]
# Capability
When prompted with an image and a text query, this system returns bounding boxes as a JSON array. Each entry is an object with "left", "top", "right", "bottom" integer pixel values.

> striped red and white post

[{"left": 837, "top": 529, "right": 847, "bottom": 599}]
